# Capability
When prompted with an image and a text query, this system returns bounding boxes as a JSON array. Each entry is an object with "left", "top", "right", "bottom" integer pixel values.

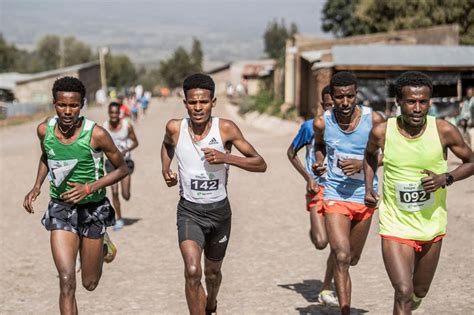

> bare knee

[
  {"left": 82, "top": 277, "right": 100, "bottom": 291},
  {"left": 204, "top": 266, "right": 221, "bottom": 282},
  {"left": 311, "top": 232, "right": 328, "bottom": 250},
  {"left": 112, "top": 191, "right": 119, "bottom": 199},
  {"left": 333, "top": 250, "right": 351, "bottom": 269},
  {"left": 184, "top": 263, "right": 202, "bottom": 287},
  {"left": 122, "top": 192, "right": 130, "bottom": 201},
  {"left": 394, "top": 282, "right": 413, "bottom": 303},
  {"left": 413, "top": 284, "right": 430, "bottom": 298},
  {"left": 58, "top": 272, "right": 76, "bottom": 296},
  {"left": 350, "top": 254, "right": 360, "bottom": 266}
]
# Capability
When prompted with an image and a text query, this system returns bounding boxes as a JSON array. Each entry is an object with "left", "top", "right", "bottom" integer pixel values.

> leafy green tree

[
  {"left": 36, "top": 35, "right": 60, "bottom": 70},
  {"left": 159, "top": 46, "right": 195, "bottom": 88},
  {"left": 322, "top": 0, "right": 370, "bottom": 37},
  {"left": 137, "top": 67, "right": 162, "bottom": 92},
  {"left": 63, "top": 36, "right": 93, "bottom": 66},
  {"left": 190, "top": 37, "right": 203, "bottom": 73},
  {"left": 106, "top": 54, "right": 137, "bottom": 88},
  {"left": 263, "top": 19, "right": 299, "bottom": 59},
  {"left": 0, "top": 34, "right": 17, "bottom": 72},
  {"left": 356, "top": 0, "right": 474, "bottom": 44}
]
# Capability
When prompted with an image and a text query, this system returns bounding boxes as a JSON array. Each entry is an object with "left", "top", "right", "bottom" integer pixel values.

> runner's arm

[
  {"left": 61, "top": 125, "right": 128, "bottom": 203},
  {"left": 23, "top": 121, "right": 49, "bottom": 213},
  {"left": 161, "top": 120, "right": 179, "bottom": 186},
  {"left": 204, "top": 119, "right": 266, "bottom": 172},
  {"left": 123, "top": 123, "right": 139, "bottom": 155},
  {"left": 424, "top": 119, "right": 474, "bottom": 188},
  {"left": 363, "top": 122, "right": 386, "bottom": 207},
  {"left": 312, "top": 117, "right": 326, "bottom": 176}
]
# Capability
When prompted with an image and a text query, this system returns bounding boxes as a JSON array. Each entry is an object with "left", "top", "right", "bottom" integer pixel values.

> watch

[{"left": 445, "top": 173, "right": 454, "bottom": 186}]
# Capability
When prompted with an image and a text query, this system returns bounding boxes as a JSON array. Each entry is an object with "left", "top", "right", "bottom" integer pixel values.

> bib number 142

[{"left": 191, "top": 179, "right": 219, "bottom": 191}]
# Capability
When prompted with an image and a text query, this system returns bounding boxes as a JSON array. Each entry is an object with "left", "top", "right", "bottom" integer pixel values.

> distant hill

[{"left": 1, "top": 0, "right": 330, "bottom": 65}]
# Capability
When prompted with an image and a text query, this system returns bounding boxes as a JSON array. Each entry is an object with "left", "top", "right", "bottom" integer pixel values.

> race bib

[
  {"left": 395, "top": 182, "right": 434, "bottom": 212},
  {"left": 190, "top": 179, "right": 219, "bottom": 191},
  {"left": 47, "top": 159, "right": 78, "bottom": 187},
  {"left": 188, "top": 172, "right": 223, "bottom": 199},
  {"left": 332, "top": 151, "right": 364, "bottom": 180}
]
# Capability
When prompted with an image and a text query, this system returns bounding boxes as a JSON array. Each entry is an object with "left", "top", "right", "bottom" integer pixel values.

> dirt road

[{"left": 1, "top": 98, "right": 472, "bottom": 314}]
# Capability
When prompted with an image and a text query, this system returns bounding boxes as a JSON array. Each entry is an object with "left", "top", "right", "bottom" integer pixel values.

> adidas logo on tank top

[{"left": 208, "top": 137, "right": 219, "bottom": 145}]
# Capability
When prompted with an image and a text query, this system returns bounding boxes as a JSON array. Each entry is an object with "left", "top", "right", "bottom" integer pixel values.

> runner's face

[
  {"left": 398, "top": 86, "right": 431, "bottom": 128},
  {"left": 108, "top": 106, "right": 120, "bottom": 123},
  {"left": 332, "top": 85, "right": 357, "bottom": 118},
  {"left": 467, "top": 88, "right": 473, "bottom": 98},
  {"left": 54, "top": 92, "right": 82, "bottom": 126},
  {"left": 321, "top": 93, "right": 334, "bottom": 111},
  {"left": 184, "top": 89, "right": 215, "bottom": 125}
]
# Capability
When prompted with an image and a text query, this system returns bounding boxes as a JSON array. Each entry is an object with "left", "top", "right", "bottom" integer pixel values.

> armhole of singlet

[{"left": 176, "top": 118, "right": 186, "bottom": 148}]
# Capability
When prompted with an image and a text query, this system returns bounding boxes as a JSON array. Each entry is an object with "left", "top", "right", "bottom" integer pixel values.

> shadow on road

[
  {"left": 279, "top": 279, "right": 368, "bottom": 315},
  {"left": 122, "top": 217, "right": 141, "bottom": 226}
]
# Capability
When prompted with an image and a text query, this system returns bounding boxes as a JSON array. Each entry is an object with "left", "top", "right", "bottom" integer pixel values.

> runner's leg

[
  {"left": 110, "top": 183, "right": 121, "bottom": 220},
  {"left": 80, "top": 236, "right": 105, "bottom": 291},
  {"left": 204, "top": 258, "right": 223, "bottom": 312},
  {"left": 50, "top": 230, "right": 80, "bottom": 315},
  {"left": 349, "top": 217, "right": 372, "bottom": 266},
  {"left": 180, "top": 240, "right": 206, "bottom": 314},
  {"left": 382, "top": 238, "right": 415, "bottom": 315},
  {"left": 325, "top": 213, "right": 352, "bottom": 314},
  {"left": 120, "top": 174, "right": 131, "bottom": 201},
  {"left": 413, "top": 240, "right": 442, "bottom": 299}
]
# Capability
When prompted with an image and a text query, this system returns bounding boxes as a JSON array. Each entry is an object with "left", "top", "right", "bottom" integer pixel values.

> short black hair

[
  {"left": 183, "top": 73, "right": 215, "bottom": 99},
  {"left": 52, "top": 76, "right": 86, "bottom": 104},
  {"left": 321, "top": 85, "right": 331, "bottom": 99},
  {"left": 395, "top": 71, "right": 433, "bottom": 99},
  {"left": 330, "top": 72, "right": 357, "bottom": 93},
  {"left": 108, "top": 102, "right": 121, "bottom": 110}
]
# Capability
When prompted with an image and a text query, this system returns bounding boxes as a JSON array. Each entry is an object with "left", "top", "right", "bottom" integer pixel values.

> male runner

[
  {"left": 161, "top": 73, "right": 266, "bottom": 314},
  {"left": 313, "top": 71, "right": 384, "bottom": 314},
  {"left": 364, "top": 71, "right": 474, "bottom": 314},
  {"left": 103, "top": 102, "right": 139, "bottom": 230},
  {"left": 287, "top": 85, "right": 337, "bottom": 305},
  {"left": 23, "top": 77, "right": 128, "bottom": 315}
]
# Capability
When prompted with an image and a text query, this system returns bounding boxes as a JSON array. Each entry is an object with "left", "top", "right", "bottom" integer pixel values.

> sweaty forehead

[
  {"left": 332, "top": 85, "right": 356, "bottom": 94},
  {"left": 186, "top": 89, "right": 211, "bottom": 99},
  {"left": 55, "top": 91, "right": 82, "bottom": 103},
  {"left": 401, "top": 86, "right": 430, "bottom": 98}
]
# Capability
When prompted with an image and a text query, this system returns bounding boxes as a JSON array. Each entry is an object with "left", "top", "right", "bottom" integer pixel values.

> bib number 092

[{"left": 399, "top": 190, "right": 430, "bottom": 204}]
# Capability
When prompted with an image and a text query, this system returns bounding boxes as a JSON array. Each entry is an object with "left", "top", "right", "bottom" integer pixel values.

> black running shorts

[
  {"left": 177, "top": 197, "right": 232, "bottom": 261},
  {"left": 42, "top": 198, "right": 115, "bottom": 239},
  {"left": 105, "top": 159, "right": 135, "bottom": 175}
]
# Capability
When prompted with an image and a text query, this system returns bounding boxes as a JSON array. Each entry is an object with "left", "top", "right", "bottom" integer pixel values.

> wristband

[{"left": 84, "top": 183, "right": 91, "bottom": 195}]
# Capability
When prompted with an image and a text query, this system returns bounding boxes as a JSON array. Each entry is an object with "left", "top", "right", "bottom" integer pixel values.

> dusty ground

[{"left": 0, "top": 97, "right": 473, "bottom": 314}]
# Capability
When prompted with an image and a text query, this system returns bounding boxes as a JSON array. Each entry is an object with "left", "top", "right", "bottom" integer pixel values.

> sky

[{"left": 0, "top": 0, "right": 331, "bottom": 66}]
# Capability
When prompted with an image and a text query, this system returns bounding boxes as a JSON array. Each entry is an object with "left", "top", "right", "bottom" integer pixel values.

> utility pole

[{"left": 99, "top": 46, "right": 109, "bottom": 92}]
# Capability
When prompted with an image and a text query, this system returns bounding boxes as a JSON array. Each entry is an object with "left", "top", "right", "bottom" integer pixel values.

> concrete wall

[
  {"left": 78, "top": 65, "right": 101, "bottom": 103},
  {"left": 209, "top": 68, "right": 231, "bottom": 96}
]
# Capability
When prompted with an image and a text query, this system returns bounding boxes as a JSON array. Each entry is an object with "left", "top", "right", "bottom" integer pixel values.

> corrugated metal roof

[
  {"left": 0, "top": 73, "right": 34, "bottom": 90},
  {"left": 16, "top": 61, "right": 100, "bottom": 84},
  {"left": 332, "top": 45, "right": 474, "bottom": 67}
]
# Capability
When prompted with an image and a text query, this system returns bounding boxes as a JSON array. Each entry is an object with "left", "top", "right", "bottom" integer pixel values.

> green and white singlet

[
  {"left": 44, "top": 117, "right": 105, "bottom": 204},
  {"left": 380, "top": 116, "right": 448, "bottom": 241}
]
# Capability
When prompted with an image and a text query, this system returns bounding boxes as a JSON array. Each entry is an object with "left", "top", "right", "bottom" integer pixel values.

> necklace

[
  {"left": 58, "top": 117, "right": 81, "bottom": 135},
  {"left": 188, "top": 118, "right": 212, "bottom": 143},
  {"left": 335, "top": 106, "right": 360, "bottom": 128}
]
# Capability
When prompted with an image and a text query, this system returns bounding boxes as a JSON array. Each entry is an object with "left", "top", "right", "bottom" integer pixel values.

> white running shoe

[{"left": 318, "top": 289, "right": 339, "bottom": 306}]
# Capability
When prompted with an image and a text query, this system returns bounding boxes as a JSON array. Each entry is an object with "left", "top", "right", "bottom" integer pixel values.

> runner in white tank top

[
  {"left": 161, "top": 73, "right": 266, "bottom": 314},
  {"left": 103, "top": 102, "right": 139, "bottom": 230}
]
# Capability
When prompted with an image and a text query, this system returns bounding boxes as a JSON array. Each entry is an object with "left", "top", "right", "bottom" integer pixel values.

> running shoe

[
  {"left": 411, "top": 294, "right": 423, "bottom": 311},
  {"left": 318, "top": 289, "right": 339, "bottom": 306},
  {"left": 113, "top": 219, "right": 124, "bottom": 231},
  {"left": 103, "top": 232, "right": 117, "bottom": 263}
]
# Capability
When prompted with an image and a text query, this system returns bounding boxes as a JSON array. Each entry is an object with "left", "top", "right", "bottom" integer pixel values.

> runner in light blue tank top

[{"left": 323, "top": 105, "right": 378, "bottom": 203}]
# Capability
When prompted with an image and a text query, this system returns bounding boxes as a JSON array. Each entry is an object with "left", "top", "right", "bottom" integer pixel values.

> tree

[
  {"left": 0, "top": 34, "right": 17, "bottom": 72},
  {"left": 36, "top": 35, "right": 60, "bottom": 70},
  {"left": 106, "top": 54, "right": 137, "bottom": 88},
  {"left": 159, "top": 46, "right": 196, "bottom": 88},
  {"left": 356, "top": 0, "right": 474, "bottom": 44},
  {"left": 322, "top": 0, "right": 474, "bottom": 44},
  {"left": 63, "top": 36, "right": 93, "bottom": 66},
  {"left": 190, "top": 37, "right": 203, "bottom": 73},
  {"left": 322, "top": 0, "right": 370, "bottom": 37},
  {"left": 263, "top": 19, "right": 299, "bottom": 60}
]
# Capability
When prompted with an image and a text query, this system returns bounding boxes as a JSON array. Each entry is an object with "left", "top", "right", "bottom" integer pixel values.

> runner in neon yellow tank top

[
  {"left": 23, "top": 77, "right": 129, "bottom": 314},
  {"left": 364, "top": 71, "right": 474, "bottom": 314}
]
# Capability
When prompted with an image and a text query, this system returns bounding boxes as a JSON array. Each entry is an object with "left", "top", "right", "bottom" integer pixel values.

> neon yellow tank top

[{"left": 380, "top": 116, "right": 447, "bottom": 240}]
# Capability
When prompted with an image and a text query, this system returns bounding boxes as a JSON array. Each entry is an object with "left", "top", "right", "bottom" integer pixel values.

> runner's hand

[
  {"left": 202, "top": 148, "right": 226, "bottom": 164},
  {"left": 312, "top": 162, "right": 326, "bottom": 176},
  {"left": 420, "top": 169, "right": 445, "bottom": 193},
  {"left": 306, "top": 179, "right": 319, "bottom": 194},
  {"left": 162, "top": 169, "right": 178, "bottom": 187},
  {"left": 23, "top": 187, "right": 41, "bottom": 213},
  {"left": 339, "top": 159, "right": 363, "bottom": 176},
  {"left": 60, "top": 182, "right": 89, "bottom": 204},
  {"left": 364, "top": 190, "right": 379, "bottom": 208}
]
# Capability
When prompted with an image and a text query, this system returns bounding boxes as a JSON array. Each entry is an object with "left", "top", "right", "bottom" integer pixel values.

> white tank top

[
  {"left": 103, "top": 119, "right": 131, "bottom": 159},
  {"left": 176, "top": 117, "right": 228, "bottom": 203}
]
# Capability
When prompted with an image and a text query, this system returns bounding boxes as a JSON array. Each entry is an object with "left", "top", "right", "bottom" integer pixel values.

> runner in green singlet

[
  {"left": 23, "top": 77, "right": 128, "bottom": 315},
  {"left": 364, "top": 71, "right": 474, "bottom": 313}
]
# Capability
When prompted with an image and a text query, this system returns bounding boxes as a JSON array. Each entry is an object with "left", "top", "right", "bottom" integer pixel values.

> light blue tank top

[{"left": 323, "top": 106, "right": 378, "bottom": 203}]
